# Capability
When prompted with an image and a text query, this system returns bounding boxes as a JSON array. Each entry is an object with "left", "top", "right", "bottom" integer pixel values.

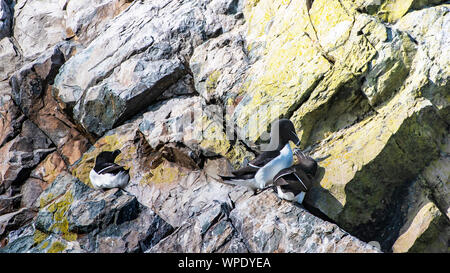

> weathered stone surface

[
  {"left": 0, "top": 83, "right": 25, "bottom": 148},
  {"left": 158, "top": 74, "right": 197, "bottom": 101},
  {"left": 138, "top": 96, "right": 253, "bottom": 165},
  {"left": 29, "top": 152, "right": 67, "bottom": 187},
  {"left": 352, "top": 0, "right": 447, "bottom": 23},
  {"left": 0, "top": 222, "right": 34, "bottom": 248},
  {"left": 0, "top": 120, "right": 53, "bottom": 195},
  {"left": 232, "top": 0, "right": 332, "bottom": 145},
  {"left": 190, "top": 24, "right": 249, "bottom": 103},
  {"left": 303, "top": 89, "right": 447, "bottom": 249},
  {"left": 20, "top": 151, "right": 67, "bottom": 209},
  {"left": 1, "top": 0, "right": 448, "bottom": 254},
  {"left": 10, "top": 43, "right": 91, "bottom": 166},
  {"left": 13, "top": 0, "right": 67, "bottom": 60},
  {"left": 65, "top": 0, "right": 133, "bottom": 46},
  {"left": 395, "top": 5, "right": 450, "bottom": 123},
  {"left": 139, "top": 96, "right": 204, "bottom": 150},
  {"left": 390, "top": 178, "right": 449, "bottom": 253},
  {"left": 53, "top": 0, "right": 238, "bottom": 137},
  {"left": 291, "top": 4, "right": 418, "bottom": 145},
  {"left": 149, "top": 201, "right": 247, "bottom": 253},
  {"left": 20, "top": 178, "right": 46, "bottom": 210},
  {"left": 0, "top": 0, "right": 12, "bottom": 39},
  {"left": 0, "top": 208, "right": 35, "bottom": 240},
  {"left": 0, "top": 38, "right": 22, "bottom": 82},
  {"left": 71, "top": 118, "right": 217, "bottom": 224},
  {"left": 230, "top": 191, "right": 380, "bottom": 253},
  {"left": 0, "top": 194, "right": 21, "bottom": 215},
  {"left": 10, "top": 45, "right": 66, "bottom": 118},
  {"left": 421, "top": 139, "right": 450, "bottom": 220},
  {"left": 359, "top": 19, "right": 416, "bottom": 107},
  {"left": 69, "top": 119, "right": 378, "bottom": 253},
  {"left": 151, "top": 184, "right": 379, "bottom": 253},
  {"left": 2, "top": 173, "right": 173, "bottom": 253}
]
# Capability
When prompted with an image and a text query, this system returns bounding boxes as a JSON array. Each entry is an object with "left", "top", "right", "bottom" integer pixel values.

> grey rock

[
  {"left": 0, "top": 223, "right": 34, "bottom": 248},
  {"left": 53, "top": 0, "right": 238, "bottom": 136},
  {"left": 72, "top": 56, "right": 185, "bottom": 136},
  {"left": 0, "top": 120, "right": 53, "bottom": 195},
  {"left": 158, "top": 74, "right": 197, "bottom": 101},
  {"left": 13, "top": 0, "right": 66, "bottom": 60},
  {"left": 3, "top": 172, "right": 175, "bottom": 253},
  {"left": 0, "top": 234, "right": 35, "bottom": 253},
  {"left": 395, "top": 5, "right": 450, "bottom": 122},
  {"left": 0, "top": 194, "right": 21, "bottom": 215},
  {"left": 93, "top": 205, "right": 173, "bottom": 253},
  {"left": 0, "top": 0, "right": 12, "bottom": 39},
  {"left": 0, "top": 208, "right": 36, "bottom": 240},
  {"left": 190, "top": 24, "right": 249, "bottom": 103},
  {"left": 65, "top": 0, "right": 133, "bottom": 46},
  {"left": 20, "top": 178, "right": 45, "bottom": 209},
  {"left": 0, "top": 82, "right": 25, "bottom": 148},
  {"left": 229, "top": 191, "right": 381, "bottom": 253},
  {"left": 67, "top": 188, "right": 140, "bottom": 234},
  {"left": 138, "top": 96, "right": 205, "bottom": 150},
  {"left": 10, "top": 45, "right": 65, "bottom": 118},
  {"left": 149, "top": 200, "right": 242, "bottom": 253},
  {"left": 10, "top": 42, "right": 91, "bottom": 166},
  {"left": 360, "top": 14, "right": 417, "bottom": 107},
  {"left": 0, "top": 38, "right": 23, "bottom": 82}
]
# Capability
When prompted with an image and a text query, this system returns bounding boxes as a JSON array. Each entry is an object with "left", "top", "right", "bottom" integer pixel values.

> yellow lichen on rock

[
  {"left": 235, "top": 0, "right": 331, "bottom": 143},
  {"left": 46, "top": 191, "right": 77, "bottom": 242},
  {"left": 199, "top": 117, "right": 230, "bottom": 156},
  {"left": 40, "top": 192, "right": 55, "bottom": 209},
  {"left": 309, "top": 0, "right": 354, "bottom": 57},
  {"left": 139, "top": 160, "right": 186, "bottom": 186},
  {"left": 205, "top": 70, "right": 221, "bottom": 94},
  {"left": 377, "top": 0, "right": 415, "bottom": 23},
  {"left": 33, "top": 230, "right": 49, "bottom": 247},
  {"left": 307, "top": 86, "right": 442, "bottom": 222},
  {"left": 47, "top": 241, "right": 67, "bottom": 253}
]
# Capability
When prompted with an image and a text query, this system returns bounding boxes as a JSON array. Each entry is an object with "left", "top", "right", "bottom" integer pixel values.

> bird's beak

[
  {"left": 113, "top": 149, "right": 122, "bottom": 158},
  {"left": 291, "top": 131, "right": 301, "bottom": 147}
]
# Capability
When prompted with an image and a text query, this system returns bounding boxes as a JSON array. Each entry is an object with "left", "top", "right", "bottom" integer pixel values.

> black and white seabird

[
  {"left": 272, "top": 148, "right": 318, "bottom": 204},
  {"left": 89, "top": 149, "right": 130, "bottom": 190},
  {"left": 220, "top": 119, "right": 301, "bottom": 190}
]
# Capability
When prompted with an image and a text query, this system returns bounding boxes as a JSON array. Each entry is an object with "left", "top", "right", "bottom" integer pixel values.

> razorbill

[
  {"left": 272, "top": 148, "right": 317, "bottom": 204},
  {"left": 220, "top": 119, "right": 301, "bottom": 190},
  {"left": 89, "top": 149, "right": 130, "bottom": 190}
]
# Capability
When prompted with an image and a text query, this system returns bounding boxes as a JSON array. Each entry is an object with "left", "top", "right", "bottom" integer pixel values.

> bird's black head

[
  {"left": 95, "top": 149, "right": 121, "bottom": 166},
  {"left": 270, "top": 119, "right": 301, "bottom": 149},
  {"left": 293, "top": 148, "right": 317, "bottom": 176}
]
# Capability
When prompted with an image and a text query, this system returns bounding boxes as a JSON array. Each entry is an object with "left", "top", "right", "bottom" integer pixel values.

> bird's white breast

[
  {"left": 254, "top": 143, "right": 293, "bottom": 189},
  {"left": 89, "top": 169, "right": 130, "bottom": 189}
]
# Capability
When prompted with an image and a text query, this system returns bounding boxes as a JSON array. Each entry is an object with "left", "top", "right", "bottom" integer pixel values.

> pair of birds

[
  {"left": 220, "top": 119, "right": 317, "bottom": 204},
  {"left": 89, "top": 119, "right": 317, "bottom": 204}
]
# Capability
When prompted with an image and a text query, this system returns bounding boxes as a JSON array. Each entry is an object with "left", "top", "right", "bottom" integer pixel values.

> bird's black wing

[
  {"left": 274, "top": 166, "right": 312, "bottom": 192},
  {"left": 277, "top": 178, "right": 305, "bottom": 195},
  {"left": 250, "top": 150, "right": 281, "bottom": 167},
  {"left": 273, "top": 167, "right": 295, "bottom": 184},
  {"left": 219, "top": 173, "right": 256, "bottom": 181},
  {"left": 95, "top": 163, "right": 127, "bottom": 175},
  {"left": 231, "top": 150, "right": 281, "bottom": 177}
]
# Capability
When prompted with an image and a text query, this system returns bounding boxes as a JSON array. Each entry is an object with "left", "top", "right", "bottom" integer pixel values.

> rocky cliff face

[{"left": 0, "top": 0, "right": 448, "bottom": 253}]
